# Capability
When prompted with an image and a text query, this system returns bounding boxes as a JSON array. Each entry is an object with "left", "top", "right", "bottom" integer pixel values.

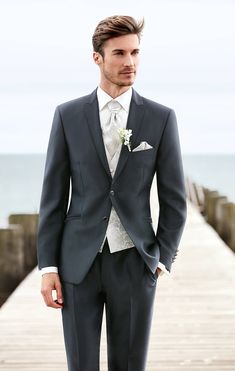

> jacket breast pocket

[{"left": 130, "top": 147, "right": 156, "bottom": 168}]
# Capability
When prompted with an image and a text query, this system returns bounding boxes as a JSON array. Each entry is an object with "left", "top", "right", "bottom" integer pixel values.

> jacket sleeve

[
  {"left": 155, "top": 109, "right": 187, "bottom": 272},
  {"left": 37, "top": 106, "right": 70, "bottom": 269}
]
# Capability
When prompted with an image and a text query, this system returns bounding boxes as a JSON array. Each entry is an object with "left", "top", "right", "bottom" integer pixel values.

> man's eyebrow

[
  {"left": 112, "top": 48, "right": 140, "bottom": 53},
  {"left": 112, "top": 49, "right": 124, "bottom": 53}
]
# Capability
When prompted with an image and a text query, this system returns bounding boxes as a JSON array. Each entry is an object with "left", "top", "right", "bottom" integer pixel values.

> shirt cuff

[
  {"left": 157, "top": 262, "right": 170, "bottom": 276},
  {"left": 40, "top": 266, "right": 58, "bottom": 276}
]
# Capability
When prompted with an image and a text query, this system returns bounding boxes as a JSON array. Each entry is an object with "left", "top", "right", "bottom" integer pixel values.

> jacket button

[
  {"left": 103, "top": 216, "right": 108, "bottom": 220},
  {"left": 110, "top": 190, "right": 115, "bottom": 196}
]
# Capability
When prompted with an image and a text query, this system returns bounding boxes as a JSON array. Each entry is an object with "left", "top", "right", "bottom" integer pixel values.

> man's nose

[{"left": 123, "top": 54, "right": 134, "bottom": 66}]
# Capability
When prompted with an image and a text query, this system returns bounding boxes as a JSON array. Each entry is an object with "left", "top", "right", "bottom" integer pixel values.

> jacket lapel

[
  {"left": 84, "top": 88, "right": 145, "bottom": 184},
  {"left": 112, "top": 89, "right": 145, "bottom": 184},
  {"left": 84, "top": 89, "right": 112, "bottom": 181}
]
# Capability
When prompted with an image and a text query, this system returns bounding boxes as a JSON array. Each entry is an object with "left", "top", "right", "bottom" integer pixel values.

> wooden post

[
  {"left": 204, "top": 190, "right": 219, "bottom": 226},
  {"left": 215, "top": 197, "right": 228, "bottom": 236},
  {"left": 228, "top": 204, "right": 235, "bottom": 252},
  {"left": 185, "top": 176, "right": 191, "bottom": 200},
  {"left": 219, "top": 202, "right": 234, "bottom": 244},
  {"left": 193, "top": 182, "right": 205, "bottom": 213},
  {"left": 0, "top": 225, "right": 24, "bottom": 305},
  {"left": 8, "top": 214, "right": 39, "bottom": 271},
  {"left": 209, "top": 195, "right": 228, "bottom": 230},
  {"left": 186, "top": 178, "right": 199, "bottom": 206}
]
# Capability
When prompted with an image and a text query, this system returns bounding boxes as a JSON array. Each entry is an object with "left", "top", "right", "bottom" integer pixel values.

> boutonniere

[{"left": 117, "top": 128, "right": 132, "bottom": 152}]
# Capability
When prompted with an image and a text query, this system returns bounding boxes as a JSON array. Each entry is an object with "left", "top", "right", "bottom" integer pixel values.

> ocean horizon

[{"left": 0, "top": 153, "right": 234, "bottom": 227}]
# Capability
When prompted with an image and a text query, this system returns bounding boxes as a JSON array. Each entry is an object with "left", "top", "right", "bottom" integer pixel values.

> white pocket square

[{"left": 132, "top": 141, "right": 153, "bottom": 152}]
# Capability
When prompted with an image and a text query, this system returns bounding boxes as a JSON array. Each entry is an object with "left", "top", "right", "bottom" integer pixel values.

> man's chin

[{"left": 117, "top": 79, "right": 135, "bottom": 87}]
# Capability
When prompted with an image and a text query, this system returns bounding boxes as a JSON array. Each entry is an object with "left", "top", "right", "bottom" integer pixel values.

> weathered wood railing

[
  {"left": 0, "top": 214, "right": 38, "bottom": 306},
  {"left": 185, "top": 177, "right": 235, "bottom": 252}
]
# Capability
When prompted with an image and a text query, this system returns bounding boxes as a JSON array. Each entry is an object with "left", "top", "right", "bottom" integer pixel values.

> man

[{"left": 37, "top": 15, "right": 187, "bottom": 371}]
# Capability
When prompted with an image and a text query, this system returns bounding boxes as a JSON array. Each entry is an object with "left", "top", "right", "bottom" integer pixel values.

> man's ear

[{"left": 93, "top": 52, "right": 102, "bottom": 65}]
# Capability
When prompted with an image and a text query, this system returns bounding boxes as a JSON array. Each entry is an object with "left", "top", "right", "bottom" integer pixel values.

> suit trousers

[{"left": 60, "top": 238, "right": 158, "bottom": 371}]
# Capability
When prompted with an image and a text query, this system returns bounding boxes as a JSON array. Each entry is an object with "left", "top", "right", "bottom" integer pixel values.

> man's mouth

[{"left": 120, "top": 71, "right": 135, "bottom": 75}]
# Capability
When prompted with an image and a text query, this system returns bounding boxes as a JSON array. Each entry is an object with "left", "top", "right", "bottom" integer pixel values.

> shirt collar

[{"left": 97, "top": 86, "right": 132, "bottom": 113}]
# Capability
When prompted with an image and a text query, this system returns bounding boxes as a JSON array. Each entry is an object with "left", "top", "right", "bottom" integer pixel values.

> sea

[{"left": 0, "top": 153, "right": 234, "bottom": 227}]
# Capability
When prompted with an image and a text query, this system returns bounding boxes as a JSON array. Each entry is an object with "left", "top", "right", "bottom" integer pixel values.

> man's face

[{"left": 94, "top": 34, "right": 140, "bottom": 88}]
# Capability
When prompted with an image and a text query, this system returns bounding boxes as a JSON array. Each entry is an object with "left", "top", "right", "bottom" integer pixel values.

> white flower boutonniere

[{"left": 117, "top": 128, "right": 132, "bottom": 152}]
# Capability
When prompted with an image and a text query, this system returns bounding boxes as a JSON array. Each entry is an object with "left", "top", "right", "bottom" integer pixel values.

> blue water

[
  {"left": 0, "top": 154, "right": 45, "bottom": 226},
  {"left": 0, "top": 154, "right": 234, "bottom": 226}
]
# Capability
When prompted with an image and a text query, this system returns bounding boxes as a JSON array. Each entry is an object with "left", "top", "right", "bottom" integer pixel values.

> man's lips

[{"left": 120, "top": 71, "right": 135, "bottom": 74}]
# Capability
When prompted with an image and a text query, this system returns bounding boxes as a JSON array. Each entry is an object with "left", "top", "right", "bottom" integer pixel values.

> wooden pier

[{"left": 0, "top": 201, "right": 235, "bottom": 370}]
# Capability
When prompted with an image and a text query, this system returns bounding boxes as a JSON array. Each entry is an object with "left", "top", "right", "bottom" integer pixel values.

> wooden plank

[{"left": 0, "top": 199, "right": 235, "bottom": 370}]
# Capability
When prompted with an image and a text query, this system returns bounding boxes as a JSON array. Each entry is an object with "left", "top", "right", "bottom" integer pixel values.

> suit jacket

[{"left": 37, "top": 88, "right": 187, "bottom": 284}]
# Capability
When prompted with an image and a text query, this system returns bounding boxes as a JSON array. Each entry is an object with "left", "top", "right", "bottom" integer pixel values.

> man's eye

[{"left": 113, "top": 51, "right": 123, "bottom": 55}]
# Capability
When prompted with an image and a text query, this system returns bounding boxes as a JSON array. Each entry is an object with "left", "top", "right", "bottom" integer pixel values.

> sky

[{"left": 0, "top": 0, "right": 235, "bottom": 154}]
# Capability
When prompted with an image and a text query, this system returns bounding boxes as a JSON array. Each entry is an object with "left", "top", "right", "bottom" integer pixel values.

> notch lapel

[
  {"left": 112, "top": 89, "right": 145, "bottom": 185},
  {"left": 84, "top": 89, "right": 112, "bottom": 180}
]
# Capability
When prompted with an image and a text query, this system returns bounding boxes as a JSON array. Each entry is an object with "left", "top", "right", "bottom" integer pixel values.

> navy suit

[{"left": 37, "top": 88, "right": 187, "bottom": 371}]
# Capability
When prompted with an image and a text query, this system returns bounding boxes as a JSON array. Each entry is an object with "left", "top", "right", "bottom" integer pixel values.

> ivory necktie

[{"left": 103, "top": 100, "right": 122, "bottom": 159}]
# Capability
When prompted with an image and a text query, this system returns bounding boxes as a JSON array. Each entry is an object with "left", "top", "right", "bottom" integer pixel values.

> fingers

[
  {"left": 156, "top": 267, "right": 161, "bottom": 278},
  {"left": 55, "top": 280, "right": 64, "bottom": 305},
  {"left": 40, "top": 273, "right": 64, "bottom": 309}
]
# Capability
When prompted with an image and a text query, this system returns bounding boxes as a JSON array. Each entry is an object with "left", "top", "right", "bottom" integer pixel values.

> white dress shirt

[{"left": 40, "top": 86, "right": 169, "bottom": 277}]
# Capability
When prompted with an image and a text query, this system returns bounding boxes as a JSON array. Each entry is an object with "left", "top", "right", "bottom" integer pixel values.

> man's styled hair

[{"left": 92, "top": 15, "right": 144, "bottom": 57}]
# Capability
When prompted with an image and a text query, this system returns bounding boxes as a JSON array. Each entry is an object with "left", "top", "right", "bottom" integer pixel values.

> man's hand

[
  {"left": 40, "top": 272, "right": 64, "bottom": 309},
  {"left": 156, "top": 267, "right": 162, "bottom": 277}
]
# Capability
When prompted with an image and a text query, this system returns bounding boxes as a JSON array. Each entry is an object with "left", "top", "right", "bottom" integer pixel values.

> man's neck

[{"left": 99, "top": 83, "right": 132, "bottom": 99}]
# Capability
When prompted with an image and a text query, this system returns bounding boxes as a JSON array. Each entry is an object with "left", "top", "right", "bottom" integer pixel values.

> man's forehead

[{"left": 105, "top": 34, "right": 139, "bottom": 48}]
